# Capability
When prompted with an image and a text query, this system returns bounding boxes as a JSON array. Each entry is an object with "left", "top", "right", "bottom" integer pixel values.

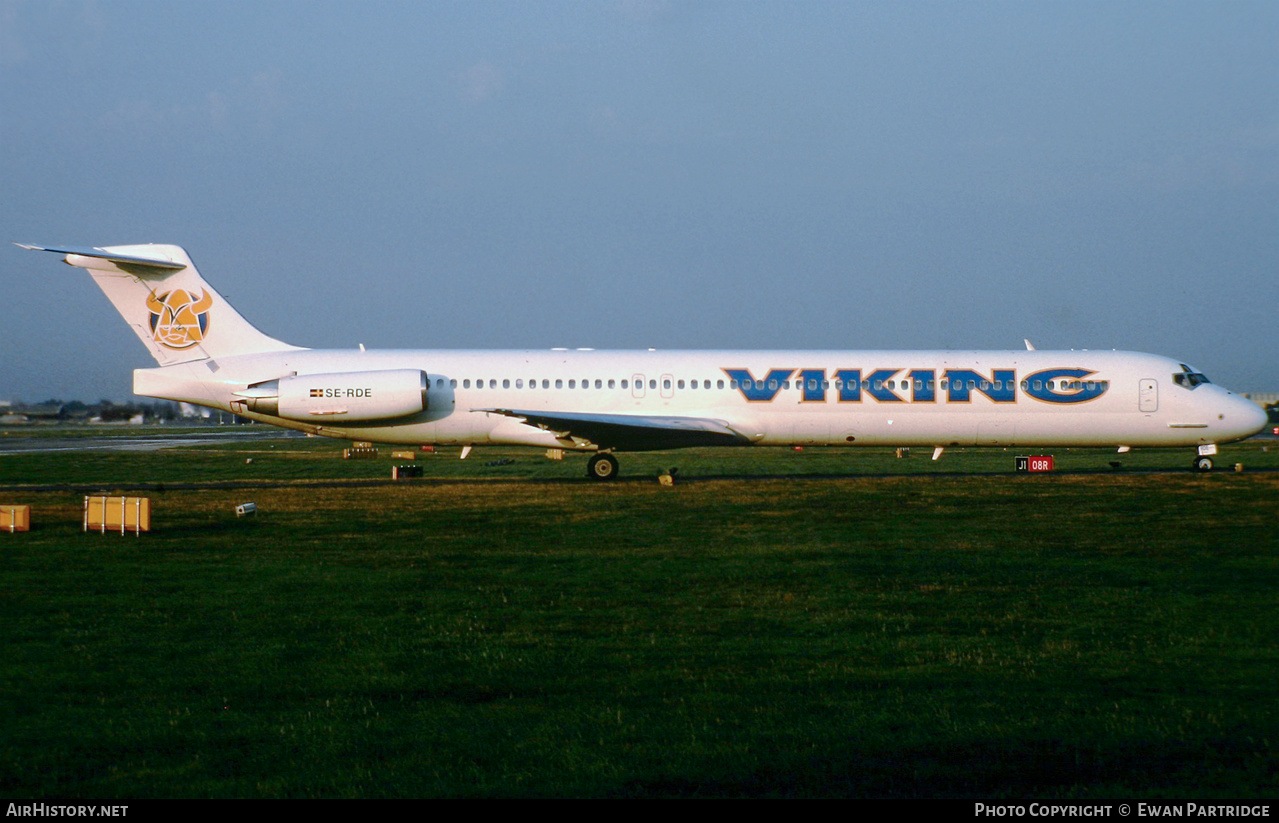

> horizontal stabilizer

[{"left": 15, "top": 243, "right": 187, "bottom": 271}]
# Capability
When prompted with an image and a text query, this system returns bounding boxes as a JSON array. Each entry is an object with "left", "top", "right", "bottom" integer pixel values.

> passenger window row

[{"left": 445, "top": 377, "right": 1109, "bottom": 392}]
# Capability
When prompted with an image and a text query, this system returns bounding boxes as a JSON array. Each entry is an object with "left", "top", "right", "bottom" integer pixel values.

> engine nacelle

[{"left": 236, "top": 369, "right": 429, "bottom": 422}]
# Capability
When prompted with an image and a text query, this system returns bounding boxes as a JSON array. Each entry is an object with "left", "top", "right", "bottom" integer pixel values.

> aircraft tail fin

[{"left": 17, "top": 243, "right": 302, "bottom": 366}]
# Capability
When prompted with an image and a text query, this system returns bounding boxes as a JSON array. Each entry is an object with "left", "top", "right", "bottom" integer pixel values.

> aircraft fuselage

[{"left": 134, "top": 347, "right": 1266, "bottom": 452}]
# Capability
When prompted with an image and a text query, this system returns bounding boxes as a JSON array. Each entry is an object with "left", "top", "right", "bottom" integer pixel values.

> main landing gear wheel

[
  {"left": 1193, "top": 455, "right": 1215, "bottom": 472},
  {"left": 587, "top": 453, "right": 620, "bottom": 481}
]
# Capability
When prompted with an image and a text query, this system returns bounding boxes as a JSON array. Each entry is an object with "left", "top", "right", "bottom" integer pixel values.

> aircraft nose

[{"left": 1230, "top": 395, "right": 1270, "bottom": 441}]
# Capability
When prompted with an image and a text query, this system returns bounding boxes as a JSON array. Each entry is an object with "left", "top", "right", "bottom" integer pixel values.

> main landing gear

[{"left": 586, "top": 453, "right": 620, "bottom": 481}]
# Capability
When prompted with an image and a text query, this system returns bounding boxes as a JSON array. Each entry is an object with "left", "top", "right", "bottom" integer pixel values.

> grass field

[{"left": 1, "top": 430, "right": 1277, "bottom": 797}]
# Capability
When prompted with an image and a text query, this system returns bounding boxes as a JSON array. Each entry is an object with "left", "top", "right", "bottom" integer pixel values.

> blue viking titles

[{"left": 721, "top": 367, "right": 1108, "bottom": 405}]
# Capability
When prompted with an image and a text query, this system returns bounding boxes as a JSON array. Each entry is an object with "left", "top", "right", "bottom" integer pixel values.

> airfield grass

[
  {"left": 3, "top": 424, "right": 1278, "bottom": 485},
  {"left": 1, "top": 433, "right": 1277, "bottom": 797}
]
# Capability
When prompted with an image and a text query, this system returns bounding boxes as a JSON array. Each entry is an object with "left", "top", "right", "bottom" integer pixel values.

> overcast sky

[{"left": 2, "top": 0, "right": 1275, "bottom": 402}]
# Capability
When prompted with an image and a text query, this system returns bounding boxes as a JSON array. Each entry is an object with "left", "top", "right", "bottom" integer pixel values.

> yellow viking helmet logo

[{"left": 146, "top": 289, "right": 213, "bottom": 349}]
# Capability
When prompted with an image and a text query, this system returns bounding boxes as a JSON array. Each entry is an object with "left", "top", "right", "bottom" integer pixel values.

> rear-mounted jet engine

[{"left": 235, "top": 369, "right": 428, "bottom": 422}]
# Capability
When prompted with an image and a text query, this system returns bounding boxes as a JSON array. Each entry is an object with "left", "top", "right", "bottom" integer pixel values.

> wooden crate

[
  {"left": 2, "top": 505, "right": 30, "bottom": 533},
  {"left": 84, "top": 496, "right": 151, "bottom": 534}
]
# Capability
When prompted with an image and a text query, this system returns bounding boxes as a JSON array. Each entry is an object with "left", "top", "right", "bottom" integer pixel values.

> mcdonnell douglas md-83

[{"left": 19, "top": 243, "right": 1268, "bottom": 479}]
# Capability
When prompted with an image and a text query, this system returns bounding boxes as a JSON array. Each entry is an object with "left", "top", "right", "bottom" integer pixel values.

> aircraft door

[
  {"left": 660, "top": 373, "right": 675, "bottom": 399},
  {"left": 632, "top": 374, "right": 646, "bottom": 399},
  {"left": 1139, "top": 379, "right": 1158, "bottom": 412}
]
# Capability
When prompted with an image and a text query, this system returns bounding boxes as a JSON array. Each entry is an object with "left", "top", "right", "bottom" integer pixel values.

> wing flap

[{"left": 479, "top": 408, "right": 751, "bottom": 451}]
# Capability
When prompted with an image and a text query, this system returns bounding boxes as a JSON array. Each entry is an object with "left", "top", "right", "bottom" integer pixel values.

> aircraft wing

[{"left": 479, "top": 408, "right": 753, "bottom": 451}]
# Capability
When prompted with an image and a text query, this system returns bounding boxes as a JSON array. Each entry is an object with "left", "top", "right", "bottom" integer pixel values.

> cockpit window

[{"left": 1173, "top": 365, "right": 1211, "bottom": 390}]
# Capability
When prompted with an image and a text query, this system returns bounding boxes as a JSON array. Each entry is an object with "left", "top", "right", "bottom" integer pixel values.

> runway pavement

[{"left": 0, "top": 428, "right": 304, "bottom": 455}]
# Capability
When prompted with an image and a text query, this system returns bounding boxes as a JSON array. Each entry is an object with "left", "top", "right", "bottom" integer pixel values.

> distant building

[
  {"left": 1241, "top": 392, "right": 1279, "bottom": 408},
  {"left": 0, "top": 399, "right": 22, "bottom": 425},
  {"left": 13, "top": 403, "right": 65, "bottom": 419},
  {"left": 0, "top": 402, "right": 64, "bottom": 424},
  {"left": 179, "top": 402, "right": 212, "bottom": 419}
]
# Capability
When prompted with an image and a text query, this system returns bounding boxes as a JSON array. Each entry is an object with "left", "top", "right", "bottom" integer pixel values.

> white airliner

[{"left": 19, "top": 243, "right": 1268, "bottom": 478}]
